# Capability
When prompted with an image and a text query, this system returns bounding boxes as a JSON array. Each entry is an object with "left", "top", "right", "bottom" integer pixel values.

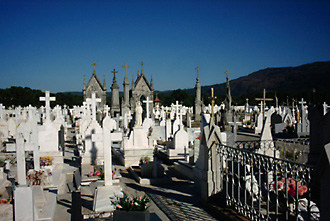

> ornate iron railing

[
  {"left": 234, "top": 139, "right": 309, "bottom": 164},
  {"left": 216, "top": 144, "right": 319, "bottom": 220}
]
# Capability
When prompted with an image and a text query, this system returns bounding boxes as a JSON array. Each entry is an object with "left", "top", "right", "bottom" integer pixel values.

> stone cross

[
  {"left": 123, "top": 62, "right": 129, "bottom": 76},
  {"left": 39, "top": 91, "right": 56, "bottom": 122},
  {"left": 143, "top": 96, "right": 153, "bottom": 119},
  {"left": 86, "top": 93, "right": 101, "bottom": 122},
  {"left": 111, "top": 68, "right": 118, "bottom": 78},
  {"left": 173, "top": 101, "right": 182, "bottom": 119},
  {"left": 195, "top": 66, "right": 200, "bottom": 79},
  {"left": 255, "top": 89, "right": 273, "bottom": 120},
  {"left": 140, "top": 61, "right": 144, "bottom": 70},
  {"left": 104, "top": 105, "right": 110, "bottom": 117},
  {"left": 92, "top": 62, "right": 96, "bottom": 74}
]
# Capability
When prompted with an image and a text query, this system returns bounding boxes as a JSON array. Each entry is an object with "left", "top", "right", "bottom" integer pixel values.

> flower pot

[{"left": 113, "top": 210, "right": 150, "bottom": 221}]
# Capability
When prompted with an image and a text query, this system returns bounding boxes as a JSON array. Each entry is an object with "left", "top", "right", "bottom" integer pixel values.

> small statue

[{"left": 135, "top": 101, "right": 143, "bottom": 127}]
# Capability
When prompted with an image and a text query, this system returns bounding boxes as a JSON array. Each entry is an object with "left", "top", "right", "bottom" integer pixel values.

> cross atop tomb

[
  {"left": 39, "top": 91, "right": 56, "bottom": 122},
  {"left": 92, "top": 62, "right": 96, "bottom": 74},
  {"left": 123, "top": 62, "right": 129, "bottom": 77},
  {"left": 86, "top": 93, "right": 101, "bottom": 121},
  {"left": 255, "top": 89, "right": 273, "bottom": 120},
  {"left": 299, "top": 98, "right": 307, "bottom": 107},
  {"left": 195, "top": 66, "right": 200, "bottom": 80},
  {"left": 103, "top": 105, "right": 110, "bottom": 117},
  {"left": 143, "top": 96, "right": 153, "bottom": 119},
  {"left": 173, "top": 101, "right": 182, "bottom": 118},
  {"left": 112, "top": 68, "right": 118, "bottom": 80},
  {"left": 209, "top": 88, "right": 217, "bottom": 119},
  {"left": 225, "top": 69, "right": 230, "bottom": 80},
  {"left": 140, "top": 61, "right": 144, "bottom": 70}
]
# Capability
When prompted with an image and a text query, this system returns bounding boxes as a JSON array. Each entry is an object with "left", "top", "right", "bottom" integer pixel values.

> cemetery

[{"left": 0, "top": 63, "right": 327, "bottom": 221}]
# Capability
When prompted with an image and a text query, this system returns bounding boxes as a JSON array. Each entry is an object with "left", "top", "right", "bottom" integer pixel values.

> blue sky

[{"left": 1, "top": 0, "right": 330, "bottom": 93}]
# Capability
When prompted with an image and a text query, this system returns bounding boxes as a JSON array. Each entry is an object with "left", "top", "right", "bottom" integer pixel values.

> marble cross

[
  {"left": 104, "top": 105, "right": 110, "bottom": 117},
  {"left": 143, "top": 96, "right": 153, "bottom": 119},
  {"left": 39, "top": 91, "right": 56, "bottom": 122},
  {"left": 173, "top": 101, "right": 182, "bottom": 119}
]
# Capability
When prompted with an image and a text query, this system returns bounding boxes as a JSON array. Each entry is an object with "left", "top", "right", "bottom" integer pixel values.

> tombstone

[
  {"left": 271, "top": 112, "right": 283, "bottom": 134},
  {"left": 171, "top": 125, "right": 189, "bottom": 157},
  {"left": 14, "top": 186, "right": 34, "bottom": 220},
  {"left": 38, "top": 121, "right": 62, "bottom": 164}
]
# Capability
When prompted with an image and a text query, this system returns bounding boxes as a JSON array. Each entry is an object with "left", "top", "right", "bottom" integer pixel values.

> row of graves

[{"left": 0, "top": 91, "right": 73, "bottom": 220}]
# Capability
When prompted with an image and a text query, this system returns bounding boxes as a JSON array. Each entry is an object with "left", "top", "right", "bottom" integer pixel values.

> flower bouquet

[
  {"left": 27, "top": 169, "right": 52, "bottom": 186},
  {"left": 111, "top": 191, "right": 150, "bottom": 211},
  {"left": 40, "top": 156, "right": 53, "bottom": 167},
  {"left": 272, "top": 177, "right": 308, "bottom": 213}
]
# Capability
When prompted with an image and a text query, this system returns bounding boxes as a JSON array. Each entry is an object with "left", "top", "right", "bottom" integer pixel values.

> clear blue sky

[{"left": 1, "top": 0, "right": 330, "bottom": 93}]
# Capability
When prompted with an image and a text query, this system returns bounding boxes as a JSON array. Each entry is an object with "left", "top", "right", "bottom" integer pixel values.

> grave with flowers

[{"left": 111, "top": 191, "right": 151, "bottom": 221}]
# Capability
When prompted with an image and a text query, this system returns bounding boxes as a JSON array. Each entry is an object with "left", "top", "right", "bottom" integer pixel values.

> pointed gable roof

[
  {"left": 133, "top": 71, "right": 153, "bottom": 91},
  {"left": 86, "top": 70, "right": 106, "bottom": 91}
]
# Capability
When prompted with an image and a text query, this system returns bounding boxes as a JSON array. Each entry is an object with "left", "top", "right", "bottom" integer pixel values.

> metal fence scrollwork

[{"left": 216, "top": 143, "right": 320, "bottom": 220}]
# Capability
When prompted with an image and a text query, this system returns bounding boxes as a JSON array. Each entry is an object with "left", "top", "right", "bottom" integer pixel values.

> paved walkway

[
  {"left": 53, "top": 138, "right": 218, "bottom": 220},
  {"left": 120, "top": 165, "right": 217, "bottom": 221}
]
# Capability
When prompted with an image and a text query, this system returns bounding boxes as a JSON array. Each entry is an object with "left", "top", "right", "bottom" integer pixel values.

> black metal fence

[
  {"left": 234, "top": 139, "right": 310, "bottom": 164},
  {"left": 216, "top": 143, "right": 319, "bottom": 220}
]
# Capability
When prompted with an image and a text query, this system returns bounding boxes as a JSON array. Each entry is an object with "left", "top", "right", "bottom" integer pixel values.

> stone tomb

[
  {"left": 38, "top": 121, "right": 63, "bottom": 165},
  {"left": 116, "top": 126, "right": 153, "bottom": 167}
]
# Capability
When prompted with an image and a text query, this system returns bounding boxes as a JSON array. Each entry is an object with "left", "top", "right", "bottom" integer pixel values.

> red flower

[{"left": 288, "top": 188, "right": 296, "bottom": 197}]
